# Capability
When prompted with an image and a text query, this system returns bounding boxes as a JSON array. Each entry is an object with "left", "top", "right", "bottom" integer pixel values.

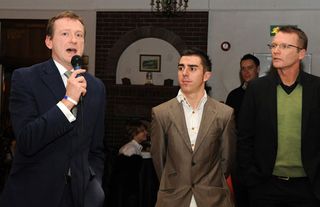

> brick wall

[{"left": 95, "top": 12, "right": 208, "bottom": 149}]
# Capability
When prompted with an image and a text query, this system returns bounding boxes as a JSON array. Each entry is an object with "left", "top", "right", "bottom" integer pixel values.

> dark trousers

[
  {"left": 60, "top": 178, "right": 104, "bottom": 207},
  {"left": 249, "top": 176, "right": 320, "bottom": 207},
  {"left": 84, "top": 178, "right": 105, "bottom": 207},
  {"left": 59, "top": 184, "right": 75, "bottom": 207},
  {"left": 232, "top": 172, "right": 249, "bottom": 207}
]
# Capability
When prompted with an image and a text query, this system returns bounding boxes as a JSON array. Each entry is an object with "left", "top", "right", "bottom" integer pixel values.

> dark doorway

[{"left": 0, "top": 19, "right": 50, "bottom": 193}]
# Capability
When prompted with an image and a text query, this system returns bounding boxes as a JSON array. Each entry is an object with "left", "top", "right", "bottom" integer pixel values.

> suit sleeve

[
  {"left": 150, "top": 107, "right": 167, "bottom": 180},
  {"left": 236, "top": 83, "right": 256, "bottom": 186},
  {"left": 220, "top": 108, "right": 237, "bottom": 177},
  {"left": 10, "top": 69, "right": 72, "bottom": 156},
  {"left": 88, "top": 79, "right": 106, "bottom": 183}
]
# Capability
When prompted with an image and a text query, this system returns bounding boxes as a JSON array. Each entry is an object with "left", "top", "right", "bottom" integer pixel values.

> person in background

[
  {"left": 226, "top": 54, "right": 260, "bottom": 121},
  {"left": 151, "top": 48, "right": 236, "bottom": 207},
  {"left": 237, "top": 26, "right": 320, "bottom": 207},
  {"left": 0, "top": 11, "right": 106, "bottom": 207},
  {"left": 108, "top": 119, "right": 148, "bottom": 207},
  {"left": 119, "top": 120, "right": 148, "bottom": 157},
  {"left": 225, "top": 53, "right": 260, "bottom": 207}
]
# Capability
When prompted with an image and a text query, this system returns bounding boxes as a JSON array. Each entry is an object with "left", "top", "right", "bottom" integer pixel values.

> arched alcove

[
  {"left": 107, "top": 26, "right": 186, "bottom": 84},
  {"left": 116, "top": 38, "right": 180, "bottom": 85}
]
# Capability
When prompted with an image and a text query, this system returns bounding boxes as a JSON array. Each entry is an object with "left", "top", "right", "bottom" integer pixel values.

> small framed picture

[{"left": 139, "top": 54, "right": 161, "bottom": 72}]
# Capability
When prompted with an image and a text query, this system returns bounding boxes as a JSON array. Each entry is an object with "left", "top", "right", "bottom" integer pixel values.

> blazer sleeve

[
  {"left": 88, "top": 78, "right": 106, "bottom": 183},
  {"left": 9, "top": 68, "right": 72, "bottom": 156},
  {"left": 150, "top": 107, "right": 167, "bottom": 180},
  {"left": 220, "top": 107, "right": 237, "bottom": 177},
  {"left": 236, "top": 83, "right": 257, "bottom": 185}
]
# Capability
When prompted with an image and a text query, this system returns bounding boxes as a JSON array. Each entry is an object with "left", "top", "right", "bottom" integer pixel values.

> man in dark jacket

[{"left": 238, "top": 26, "right": 320, "bottom": 207}]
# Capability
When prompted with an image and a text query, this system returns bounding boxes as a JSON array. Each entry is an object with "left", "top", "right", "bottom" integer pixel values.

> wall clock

[{"left": 221, "top": 41, "right": 231, "bottom": 51}]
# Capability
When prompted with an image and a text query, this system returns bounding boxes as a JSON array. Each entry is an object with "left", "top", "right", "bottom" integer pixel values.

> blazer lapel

[
  {"left": 40, "top": 59, "right": 66, "bottom": 101},
  {"left": 268, "top": 75, "right": 279, "bottom": 143},
  {"left": 193, "top": 100, "right": 216, "bottom": 154},
  {"left": 168, "top": 100, "right": 193, "bottom": 152},
  {"left": 301, "top": 73, "right": 313, "bottom": 139}
]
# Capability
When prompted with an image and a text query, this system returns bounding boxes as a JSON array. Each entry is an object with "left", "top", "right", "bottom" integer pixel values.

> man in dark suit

[
  {"left": 0, "top": 11, "right": 106, "bottom": 207},
  {"left": 151, "top": 48, "right": 236, "bottom": 207},
  {"left": 225, "top": 53, "right": 260, "bottom": 207},
  {"left": 237, "top": 26, "right": 320, "bottom": 207}
]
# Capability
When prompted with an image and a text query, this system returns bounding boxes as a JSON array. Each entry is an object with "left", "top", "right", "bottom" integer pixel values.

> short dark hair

[
  {"left": 180, "top": 48, "right": 212, "bottom": 72},
  {"left": 240, "top": 54, "right": 260, "bottom": 67},
  {"left": 278, "top": 26, "right": 308, "bottom": 50},
  {"left": 46, "top": 11, "right": 85, "bottom": 38},
  {"left": 125, "top": 119, "right": 147, "bottom": 141}
]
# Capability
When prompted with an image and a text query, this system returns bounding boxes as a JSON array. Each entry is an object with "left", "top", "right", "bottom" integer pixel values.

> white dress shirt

[
  {"left": 176, "top": 89, "right": 208, "bottom": 207},
  {"left": 54, "top": 60, "right": 76, "bottom": 123}
]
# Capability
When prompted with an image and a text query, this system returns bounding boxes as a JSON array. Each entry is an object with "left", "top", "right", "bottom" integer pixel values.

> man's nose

[{"left": 182, "top": 68, "right": 189, "bottom": 76}]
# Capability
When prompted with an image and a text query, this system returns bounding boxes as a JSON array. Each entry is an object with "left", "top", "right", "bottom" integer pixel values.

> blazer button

[
  {"left": 192, "top": 161, "right": 196, "bottom": 166},
  {"left": 192, "top": 183, "right": 195, "bottom": 188}
]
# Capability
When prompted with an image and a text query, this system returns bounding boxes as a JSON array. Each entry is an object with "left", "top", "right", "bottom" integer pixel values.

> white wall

[
  {"left": 208, "top": 9, "right": 320, "bottom": 101},
  {"left": 2, "top": 0, "right": 320, "bottom": 100},
  {"left": 211, "top": 0, "right": 320, "bottom": 10}
]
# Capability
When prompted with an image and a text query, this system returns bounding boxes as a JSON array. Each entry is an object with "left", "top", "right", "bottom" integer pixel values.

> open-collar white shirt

[
  {"left": 176, "top": 89, "right": 207, "bottom": 207},
  {"left": 176, "top": 89, "right": 207, "bottom": 151}
]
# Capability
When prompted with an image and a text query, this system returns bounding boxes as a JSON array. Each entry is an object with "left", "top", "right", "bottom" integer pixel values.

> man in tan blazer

[{"left": 151, "top": 48, "right": 236, "bottom": 207}]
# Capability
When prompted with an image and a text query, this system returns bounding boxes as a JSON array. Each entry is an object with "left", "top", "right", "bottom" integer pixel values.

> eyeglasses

[{"left": 267, "top": 43, "right": 303, "bottom": 50}]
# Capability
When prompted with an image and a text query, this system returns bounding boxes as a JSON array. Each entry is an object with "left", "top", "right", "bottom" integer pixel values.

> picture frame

[{"left": 139, "top": 54, "right": 161, "bottom": 72}]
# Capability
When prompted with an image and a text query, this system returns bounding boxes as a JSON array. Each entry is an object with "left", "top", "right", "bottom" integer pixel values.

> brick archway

[{"left": 107, "top": 26, "right": 186, "bottom": 84}]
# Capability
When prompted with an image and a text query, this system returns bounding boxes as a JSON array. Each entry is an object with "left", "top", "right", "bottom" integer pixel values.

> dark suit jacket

[
  {"left": 151, "top": 97, "right": 236, "bottom": 207},
  {"left": 237, "top": 70, "right": 320, "bottom": 199},
  {"left": 0, "top": 59, "right": 106, "bottom": 207},
  {"left": 225, "top": 85, "right": 245, "bottom": 123}
]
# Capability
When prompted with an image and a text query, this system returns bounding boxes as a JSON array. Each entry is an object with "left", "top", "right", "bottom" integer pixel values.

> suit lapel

[
  {"left": 168, "top": 100, "right": 193, "bottom": 152},
  {"left": 268, "top": 76, "right": 278, "bottom": 141},
  {"left": 301, "top": 73, "right": 312, "bottom": 140},
  {"left": 193, "top": 100, "right": 216, "bottom": 154},
  {"left": 40, "top": 59, "right": 66, "bottom": 101}
]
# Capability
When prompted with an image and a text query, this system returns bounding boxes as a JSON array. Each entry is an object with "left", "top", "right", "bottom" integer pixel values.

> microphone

[
  {"left": 71, "top": 55, "right": 84, "bottom": 102},
  {"left": 71, "top": 55, "right": 83, "bottom": 70}
]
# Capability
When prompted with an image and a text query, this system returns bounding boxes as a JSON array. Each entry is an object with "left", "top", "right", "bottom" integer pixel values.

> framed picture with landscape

[{"left": 139, "top": 54, "right": 161, "bottom": 72}]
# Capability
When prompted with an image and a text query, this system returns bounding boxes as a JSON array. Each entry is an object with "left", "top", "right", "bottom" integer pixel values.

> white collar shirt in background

[{"left": 119, "top": 139, "right": 143, "bottom": 157}]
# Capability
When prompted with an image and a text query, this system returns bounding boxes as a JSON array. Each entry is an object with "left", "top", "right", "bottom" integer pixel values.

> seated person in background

[
  {"left": 108, "top": 119, "right": 149, "bottom": 207},
  {"left": 119, "top": 119, "right": 148, "bottom": 157}
]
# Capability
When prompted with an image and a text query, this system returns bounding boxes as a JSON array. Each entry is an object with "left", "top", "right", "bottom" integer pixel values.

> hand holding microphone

[{"left": 63, "top": 55, "right": 87, "bottom": 108}]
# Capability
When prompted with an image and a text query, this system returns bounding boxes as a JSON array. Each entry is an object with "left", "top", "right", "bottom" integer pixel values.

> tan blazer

[{"left": 151, "top": 97, "right": 236, "bottom": 207}]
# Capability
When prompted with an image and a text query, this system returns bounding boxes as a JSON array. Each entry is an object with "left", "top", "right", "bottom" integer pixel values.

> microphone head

[{"left": 71, "top": 55, "right": 83, "bottom": 70}]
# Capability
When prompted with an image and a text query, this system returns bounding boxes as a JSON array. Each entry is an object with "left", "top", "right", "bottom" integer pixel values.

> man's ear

[
  {"left": 298, "top": 49, "right": 306, "bottom": 61},
  {"left": 45, "top": 35, "right": 53, "bottom": 49},
  {"left": 204, "top": 71, "right": 212, "bottom": 82}
]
